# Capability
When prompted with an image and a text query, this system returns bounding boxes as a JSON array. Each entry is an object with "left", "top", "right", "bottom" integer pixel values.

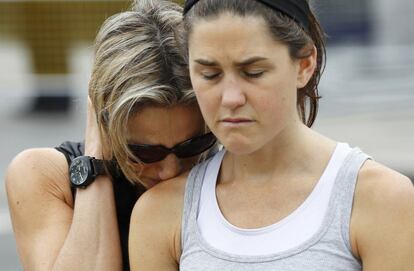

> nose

[
  {"left": 157, "top": 154, "right": 183, "bottom": 181},
  {"left": 221, "top": 76, "right": 246, "bottom": 109}
]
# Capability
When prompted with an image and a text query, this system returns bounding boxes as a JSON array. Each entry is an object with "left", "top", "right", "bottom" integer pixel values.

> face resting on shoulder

[
  {"left": 126, "top": 104, "right": 205, "bottom": 189},
  {"left": 188, "top": 13, "right": 316, "bottom": 155}
]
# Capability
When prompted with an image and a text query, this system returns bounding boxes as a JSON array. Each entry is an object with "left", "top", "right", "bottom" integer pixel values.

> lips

[{"left": 220, "top": 118, "right": 254, "bottom": 125}]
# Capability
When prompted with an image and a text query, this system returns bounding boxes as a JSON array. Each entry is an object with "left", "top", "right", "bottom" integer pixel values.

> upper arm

[
  {"left": 351, "top": 160, "right": 414, "bottom": 271},
  {"left": 5, "top": 148, "right": 74, "bottom": 270},
  {"left": 128, "top": 177, "right": 185, "bottom": 271}
]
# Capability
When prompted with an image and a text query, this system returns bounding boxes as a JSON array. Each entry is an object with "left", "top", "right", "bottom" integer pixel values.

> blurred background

[{"left": 0, "top": 0, "right": 413, "bottom": 269}]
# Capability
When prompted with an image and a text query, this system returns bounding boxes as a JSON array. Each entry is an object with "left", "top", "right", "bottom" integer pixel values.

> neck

[{"left": 220, "top": 121, "right": 335, "bottom": 185}]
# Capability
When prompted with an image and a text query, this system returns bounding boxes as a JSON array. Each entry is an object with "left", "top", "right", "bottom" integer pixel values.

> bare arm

[
  {"left": 6, "top": 100, "right": 122, "bottom": 271},
  {"left": 129, "top": 176, "right": 185, "bottom": 271},
  {"left": 351, "top": 160, "right": 414, "bottom": 271},
  {"left": 6, "top": 149, "right": 122, "bottom": 271}
]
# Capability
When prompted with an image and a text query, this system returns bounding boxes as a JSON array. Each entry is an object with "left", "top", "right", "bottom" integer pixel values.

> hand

[{"left": 84, "top": 97, "right": 106, "bottom": 158}]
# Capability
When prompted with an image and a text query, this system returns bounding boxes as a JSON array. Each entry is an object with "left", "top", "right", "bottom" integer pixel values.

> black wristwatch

[{"left": 69, "top": 156, "right": 107, "bottom": 188}]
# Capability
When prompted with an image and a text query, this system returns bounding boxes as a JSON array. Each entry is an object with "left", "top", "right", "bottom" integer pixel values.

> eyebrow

[
  {"left": 235, "top": 56, "right": 268, "bottom": 67},
  {"left": 194, "top": 58, "right": 217, "bottom": 67},
  {"left": 194, "top": 56, "right": 268, "bottom": 67}
]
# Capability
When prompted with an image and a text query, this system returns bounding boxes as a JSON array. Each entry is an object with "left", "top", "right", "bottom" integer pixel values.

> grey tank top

[{"left": 180, "top": 147, "right": 369, "bottom": 271}]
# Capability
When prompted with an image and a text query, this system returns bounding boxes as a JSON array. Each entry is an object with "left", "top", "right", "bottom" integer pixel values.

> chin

[
  {"left": 221, "top": 139, "right": 257, "bottom": 156},
  {"left": 140, "top": 178, "right": 161, "bottom": 189}
]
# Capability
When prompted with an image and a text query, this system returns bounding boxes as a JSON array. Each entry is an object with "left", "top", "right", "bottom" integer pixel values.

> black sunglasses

[{"left": 128, "top": 132, "right": 216, "bottom": 164}]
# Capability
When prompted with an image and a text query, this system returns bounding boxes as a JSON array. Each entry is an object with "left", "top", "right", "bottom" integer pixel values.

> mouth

[
  {"left": 220, "top": 118, "right": 255, "bottom": 126},
  {"left": 143, "top": 178, "right": 162, "bottom": 189}
]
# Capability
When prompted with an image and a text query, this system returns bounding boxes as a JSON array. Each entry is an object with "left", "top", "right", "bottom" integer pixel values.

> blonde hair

[{"left": 89, "top": 0, "right": 196, "bottom": 184}]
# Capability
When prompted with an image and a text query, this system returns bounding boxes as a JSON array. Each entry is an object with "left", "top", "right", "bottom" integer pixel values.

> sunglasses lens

[
  {"left": 127, "top": 133, "right": 216, "bottom": 164},
  {"left": 128, "top": 145, "right": 168, "bottom": 164},
  {"left": 174, "top": 133, "right": 216, "bottom": 158}
]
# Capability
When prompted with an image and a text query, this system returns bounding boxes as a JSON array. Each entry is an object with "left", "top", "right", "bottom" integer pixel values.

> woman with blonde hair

[
  {"left": 6, "top": 1, "right": 216, "bottom": 270},
  {"left": 129, "top": 0, "right": 414, "bottom": 270}
]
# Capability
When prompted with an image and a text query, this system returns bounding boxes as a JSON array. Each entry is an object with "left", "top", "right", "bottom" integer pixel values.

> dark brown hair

[{"left": 183, "top": 0, "right": 326, "bottom": 127}]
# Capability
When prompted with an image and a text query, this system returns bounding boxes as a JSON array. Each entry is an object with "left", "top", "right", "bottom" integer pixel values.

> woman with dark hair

[{"left": 129, "top": 0, "right": 414, "bottom": 270}]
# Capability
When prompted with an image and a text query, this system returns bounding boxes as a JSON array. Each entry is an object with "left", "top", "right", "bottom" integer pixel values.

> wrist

[
  {"left": 84, "top": 145, "right": 103, "bottom": 159},
  {"left": 69, "top": 156, "right": 109, "bottom": 189},
  {"left": 80, "top": 175, "right": 113, "bottom": 190}
]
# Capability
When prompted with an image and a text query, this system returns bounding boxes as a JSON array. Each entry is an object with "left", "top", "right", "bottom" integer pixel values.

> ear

[{"left": 296, "top": 45, "right": 317, "bottom": 89}]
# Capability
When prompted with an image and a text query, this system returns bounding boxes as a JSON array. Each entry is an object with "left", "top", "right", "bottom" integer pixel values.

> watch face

[{"left": 70, "top": 158, "right": 89, "bottom": 186}]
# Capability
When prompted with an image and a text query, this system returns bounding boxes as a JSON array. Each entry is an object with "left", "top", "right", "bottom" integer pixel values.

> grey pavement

[{"left": 1, "top": 43, "right": 413, "bottom": 270}]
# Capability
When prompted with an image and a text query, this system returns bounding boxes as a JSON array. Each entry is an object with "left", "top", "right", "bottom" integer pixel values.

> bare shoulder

[
  {"left": 352, "top": 159, "right": 414, "bottom": 270},
  {"left": 355, "top": 159, "right": 413, "bottom": 211},
  {"left": 6, "top": 147, "right": 73, "bottom": 206},
  {"left": 129, "top": 173, "right": 189, "bottom": 269},
  {"left": 131, "top": 172, "right": 188, "bottom": 228},
  {"left": 6, "top": 148, "right": 77, "bottom": 268}
]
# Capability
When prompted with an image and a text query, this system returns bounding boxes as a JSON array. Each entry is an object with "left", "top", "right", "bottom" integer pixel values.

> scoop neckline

[{"left": 192, "top": 143, "right": 355, "bottom": 262}]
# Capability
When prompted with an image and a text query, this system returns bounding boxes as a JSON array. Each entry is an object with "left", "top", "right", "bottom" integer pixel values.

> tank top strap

[
  {"left": 328, "top": 147, "right": 371, "bottom": 254},
  {"left": 181, "top": 156, "right": 210, "bottom": 250}
]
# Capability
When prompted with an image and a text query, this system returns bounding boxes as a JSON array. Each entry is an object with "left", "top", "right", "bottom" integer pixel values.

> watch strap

[{"left": 91, "top": 158, "right": 107, "bottom": 176}]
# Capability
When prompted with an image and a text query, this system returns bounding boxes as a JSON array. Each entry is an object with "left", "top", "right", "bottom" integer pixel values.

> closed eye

[
  {"left": 243, "top": 70, "right": 265, "bottom": 78},
  {"left": 201, "top": 72, "right": 221, "bottom": 80}
]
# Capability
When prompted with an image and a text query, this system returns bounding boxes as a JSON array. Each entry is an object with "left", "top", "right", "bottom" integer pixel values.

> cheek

[
  {"left": 255, "top": 88, "right": 294, "bottom": 126},
  {"left": 195, "top": 89, "right": 217, "bottom": 124},
  {"left": 178, "top": 156, "right": 200, "bottom": 173},
  {"left": 136, "top": 163, "right": 156, "bottom": 178},
  {"left": 191, "top": 69, "right": 216, "bottom": 113}
]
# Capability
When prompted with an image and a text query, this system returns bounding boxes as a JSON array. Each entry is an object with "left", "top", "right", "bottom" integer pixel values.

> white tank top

[{"left": 197, "top": 143, "right": 352, "bottom": 255}]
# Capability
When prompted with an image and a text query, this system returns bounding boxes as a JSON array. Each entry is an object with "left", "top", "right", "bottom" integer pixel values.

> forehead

[
  {"left": 188, "top": 13, "right": 285, "bottom": 61},
  {"left": 126, "top": 104, "right": 205, "bottom": 146}
]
